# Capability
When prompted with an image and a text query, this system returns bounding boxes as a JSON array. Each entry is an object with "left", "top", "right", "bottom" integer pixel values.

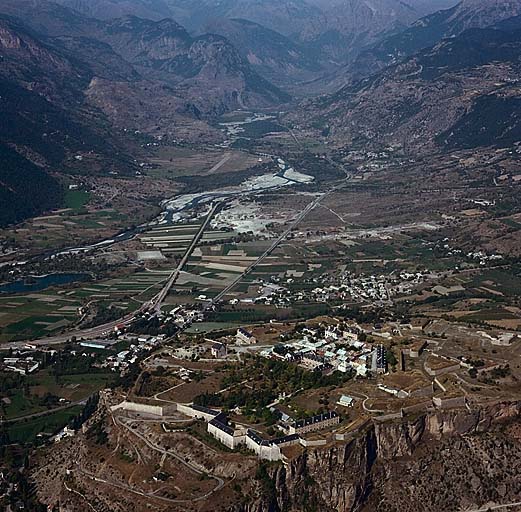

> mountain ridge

[{"left": 292, "top": 19, "right": 521, "bottom": 153}]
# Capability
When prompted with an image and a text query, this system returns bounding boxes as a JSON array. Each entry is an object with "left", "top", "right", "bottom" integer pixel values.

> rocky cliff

[{"left": 236, "top": 401, "right": 521, "bottom": 512}]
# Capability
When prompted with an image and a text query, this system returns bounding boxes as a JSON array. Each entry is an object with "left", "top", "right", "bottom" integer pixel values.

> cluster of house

[
  {"left": 259, "top": 325, "right": 387, "bottom": 377},
  {"left": 0, "top": 355, "right": 40, "bottom": 375},
  {"left": 96, "top": 335, "right": 166, "bottom": 372},
  {"left": 165, "top": 306, "right": 204, "bottom": 326},
  {"left": 336, "top": 270, "right": 439, "bottom": 302},
  {"left": 435, "top": 240, "right": 503, "bottom": 266},
  {"left": 129, "top": 306, "right": 204, "bottom": 333},
  {"left": 237, "top": 269, "right": 437, "bottom": 308}
]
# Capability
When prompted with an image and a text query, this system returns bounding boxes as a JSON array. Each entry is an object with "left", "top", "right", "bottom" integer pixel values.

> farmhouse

[
  {"left": 211, "top": 342, "right": 227, "bottom": 358},
  {"left": 236, "top": 328, "right": 257, "bottom": 345}
]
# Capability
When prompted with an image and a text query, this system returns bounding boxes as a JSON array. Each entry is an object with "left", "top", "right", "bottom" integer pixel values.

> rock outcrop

[{"left": 236, "top": 401, "right": 521, "bottom": 512}]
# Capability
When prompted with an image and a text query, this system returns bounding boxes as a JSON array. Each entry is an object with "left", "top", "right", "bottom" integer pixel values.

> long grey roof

[{"left": 293, "top": 411, "right": 339, "bottom": 429}]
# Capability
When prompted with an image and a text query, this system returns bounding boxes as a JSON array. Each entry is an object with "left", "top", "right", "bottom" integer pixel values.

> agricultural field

[
  {"left": 0, "top": 267, "right": 174, "bottom": 342},
  {"left": 2, "top": 371, "right": 112, "bottom": 420},
  {"left": 148, "top": 146, "right": 260, "bottom": 179},
  {"left": 0, "top": 208, "right": 129, "bottom": 253},
  {"left": 0, "top": 173, "right": 179, "bottom": 257},
  {"left": 63, "top": 189, "right": 91, "bottom": 210},
  {"left": 7, "top": 406, "right": 83, "bottom": 443},
  {"left": 140, "top": 223, "right": 197, "bottom": 253},
  {"left": 0, "top": 293, "right": 81, "bottom": 343},
  {"left": 168, "top": 240, "right": 276, "bottom": 303}
]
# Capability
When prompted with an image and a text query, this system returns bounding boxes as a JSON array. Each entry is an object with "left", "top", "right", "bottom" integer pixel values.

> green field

[
  {"left": 3, "top": 371, "right": 112, "bottom": 420},
  {"left": 7, "top": 406, "right": 83, "bottom": 443},
  {"left": 0, "top": 295, "right": 80, "bottom": 343},
  {"left": 63, "top": 189, "right": 91, "bottom": 210},
  {"left": 471, "top": 267, "right": 521, "bottom": 296}
]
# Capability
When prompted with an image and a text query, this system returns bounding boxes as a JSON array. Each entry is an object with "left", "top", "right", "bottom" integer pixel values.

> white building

[
  {"left": 236, "top": 328, "right": 256, "bottom": 345},
  {"left": 207, "top": 413, "right": 247, "bottom": 449},
  {"left": 288, "top": 411, "right": 340, "bottom": 435},
  {"left": 337, "top": 395, "right": 355, "bottom": 407},
  {"left": 211, "top": 342, "right": 227, "bottom": 358}
]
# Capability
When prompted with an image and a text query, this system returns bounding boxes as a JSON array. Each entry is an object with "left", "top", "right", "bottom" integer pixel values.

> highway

[
  {"left": 0, "top": 203, "right": 221, "bottom": 351},
  {"left": 0, "top": 314, "right": 137, "bottom": 351},
  {"left": 147, "top": 201, "right": 221, "bottom": 313},
  {"left": 0, "top": 171, "right": 348, "bottom": 351}
]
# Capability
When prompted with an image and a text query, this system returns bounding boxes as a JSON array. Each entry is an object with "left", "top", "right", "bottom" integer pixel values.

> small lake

[{"left": 0, "top": 273, "right": 91, "bottom": 294}]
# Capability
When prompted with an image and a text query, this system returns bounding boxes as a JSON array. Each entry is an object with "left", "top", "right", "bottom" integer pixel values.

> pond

[{"left": 0, "top": 273, "right": 91, "bottom": 294}]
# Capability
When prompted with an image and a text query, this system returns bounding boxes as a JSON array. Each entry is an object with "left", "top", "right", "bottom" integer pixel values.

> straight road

[
  {"left": 208, "top": 153, "right": 232, "bottom": 174},
  {"left": 1, "top": 171, "right": 348, "bottom": 351},
  {"left": 0, "top": 203, "right": 221, "bottom": 351},
  {"left": 1, "top": 397, "right": 88, "bottom": 424},
  {"left": 209, "top": 180, "right": 347, "bottom": 306},
  {"left": 463, "top": 502, "right": 521, "bottom": 512},
  {"left": 148, "top": 201, "right": 221, "bottom": 313}
]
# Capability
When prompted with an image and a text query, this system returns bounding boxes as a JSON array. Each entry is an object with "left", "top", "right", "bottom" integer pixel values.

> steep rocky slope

[
  {"left": 237, "top": 401, "right": 521, "bottom": 512},
  {"left": 293, "top": 21, "right": 521, "bottom": 153},
  {"left": 0, "top": 0, "right": 290, "bottom": 114},
  {"left": 29, "top": 397, "right": 521, "bottom": 512},
  {"left": 0, "top": 16, "right": 132, "bottom": 225},
  {"left": 0, "top": 0, "right": 290, "bottom": 224},
  {"left": 56, "top": 0, "right": 172, "bottom": 21},
  {"left": 99, "top": 16, "right": 290, "bottom": 112},
  {"left": 349, "top": 0, "right": 521, "bottom": 82},
  {"left": 204, "top": 18, "right": 322, "bottom": 89}
]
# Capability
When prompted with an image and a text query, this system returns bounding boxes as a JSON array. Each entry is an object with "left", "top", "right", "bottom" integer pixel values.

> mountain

[
  {"left": 0, "top": 16, "right": 132, "bottom": 165},
  {"left": 291, "top": 0, "right": 423, "bottom": 61},
  {"left": 159, "top": 0, "right": 322, "bottom": 37},
  {"left": 56, "top": 0, "right": 172, "bottom": 21},
  {"left": 99, "top": 15, "right": 290, "bottom": 113},
  {"left": 294, "top": 20, "right": 521, "bottom": 153},
  {"left": 177, "top": 0, "right": 462, "bottom": 65},
  {"left": 0, "top": 144, "right": 63, "bottom": 227},
  {"left": 350, "top": 0, "right": 521, "bottom": 81},
  {"left": 0, "top": 2, "right": 290, "bottom": 225},
  {"left": 0, "top": 0, "right": 290, "bottom": 112},
  {"left": 204, "top": 18, "right": 322, "bottom": 89},
  {"left": 0, "top": 16, "right": 129, "bottom": 225},
  {"left": 55, "top": 0, "right": 460, "bottom": 70}
]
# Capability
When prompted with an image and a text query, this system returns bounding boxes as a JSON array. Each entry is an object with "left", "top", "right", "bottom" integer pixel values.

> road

[
  {"left": 107, "top": 413, "right": 225, "bottom": 503},
  {"left": 0, "top": 309, "right": 138, "bottom": 351},
  {"left": 64, "top": 480, "right": 100, "bottom": 512},
  {"left": 348, "top": 391, "right": 386, "bottom": 413},
  {"left": 1, "top": 397, "right": 88, "bottom": 424},
  {"left": 463, "top": 502, "right": 521, "bottom": 512},
  {"left": 0, "top": 169, "right": 348, "bottom": 351},
  {"left": 0, "top": 203, "right": 221, "bottom": 351},
  {"left": 208, "top": 182, "right": 343, "bottom": 306},
  {"left": 208, "top": 153, "right": 232, "bottom": 174},
  {"left": 148, "top": 201, "right": 221, "bottom": 313}
]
